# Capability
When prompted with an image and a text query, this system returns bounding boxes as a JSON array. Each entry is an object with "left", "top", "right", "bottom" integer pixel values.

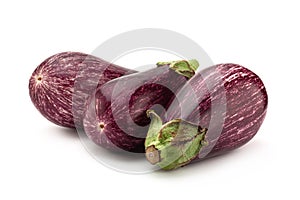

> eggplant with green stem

[
  {"left": 145, "top": 63, "right": 268, "bottom": 170},
  {"left": 83, "top": 59, "right": 199, "bottom": 152}
]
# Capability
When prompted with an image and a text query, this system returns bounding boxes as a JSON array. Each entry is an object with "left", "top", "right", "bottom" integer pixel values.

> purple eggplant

[
  {"left": 83, "top": 60, "right": 199, "bottom": 153},
  {"left": 145, "top": 63, "right": 268, "bottom": 170},
  {"left": 29, "top": 52, "right": 136, "bottom": 128}
]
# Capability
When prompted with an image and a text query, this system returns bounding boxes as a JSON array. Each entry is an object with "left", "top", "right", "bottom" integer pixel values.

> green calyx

[
  {"left": 156, "top": 59, "right": 199, "bottom": 79},
  {"left": 145, "top": 110, "right": 208, "bottom": 170}
]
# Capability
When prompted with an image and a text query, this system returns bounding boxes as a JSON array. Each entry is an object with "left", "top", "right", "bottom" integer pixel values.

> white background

[{"left": 0, "top": 0, "right": 299, "bottom": 199}]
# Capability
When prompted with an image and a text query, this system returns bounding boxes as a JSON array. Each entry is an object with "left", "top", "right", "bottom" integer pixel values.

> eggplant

[
  {"left": 145, "top": 63, "right": 268, "bottom": 170},
  {"left": 83, "top": 60, "right": 199, "bottom": 152},
  {"left": 29, "top": 52, "right": 136, "bottom": 128}
]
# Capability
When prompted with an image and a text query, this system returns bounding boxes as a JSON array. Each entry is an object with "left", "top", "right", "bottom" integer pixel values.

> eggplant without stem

[
  {"left": 145, "top": 63, "right": 268, "bottom": 170},
  {"left": 83, "top": 60, "right": 199, "bottom": 152},
  {"left": 29, "top": 52, "right": 136, "bottom": 128}
]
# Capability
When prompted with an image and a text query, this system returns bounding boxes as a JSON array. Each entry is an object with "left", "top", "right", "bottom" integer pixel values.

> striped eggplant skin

[
  {"left": 165, "top": 63, "right": 268, "bottom": 160},
  {"left": 83, "top": 65, "right": 193, "bottom": 153},
  {"left": 29, "top": 52, "right": 136, "bottom": 128}
]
